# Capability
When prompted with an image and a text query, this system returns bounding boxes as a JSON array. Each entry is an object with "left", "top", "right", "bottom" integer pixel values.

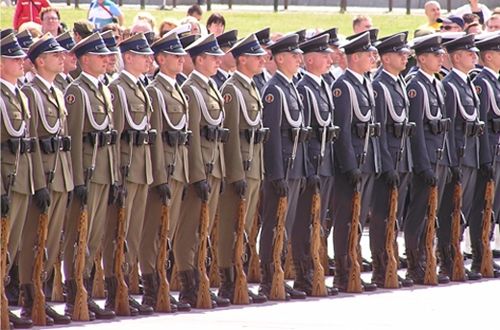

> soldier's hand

[
  {"left": 34, "top": 188, "right": 51, "bottom": 211},
  {"left": 347, "top": 169, "right": 362, "bottom": 186},
  {"left": 383, "top": 170, "right": 400, "bottom": 187},
  {"left": 450, "top": 166, "right": 462, "bottom": 183},
  {"left": 479, "top": 163, "right": 493, "bottom": 180},
  {"left": 219, "top": 179, "right": 226, "bottom": 195},
  {"left": 194, "top": 180, "right": 211, "bottom": 202},
  {"left": 272, "top": 179, "right": 288, "bottom": 197},
  {"left": 157, "top": 183, "right": 171, "bottom": 200},
  {"left": 307, "top": 175, "right": 321, "bottom": 190},
  {"left": 1, "top": 194, "right": 9, "bottom": 217},
  {"left": 419, "top": 169, "right": 437, "bottom": 187},
  {"left": 74, "top": 185, "right": 88, "bottom": 204},
  {"left": 233, "top": 179, "right": 247, "bottom": 198},
  {"left": 108, "top": 183, "right": 119, "bottom": 205},
  {"left": 117, "top": 185, "right": 127, "bottom": 205}
]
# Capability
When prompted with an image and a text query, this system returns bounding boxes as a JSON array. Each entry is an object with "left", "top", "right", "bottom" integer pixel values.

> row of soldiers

[{"left": 1, "top": 21, "right": 500, "bottom": 329}]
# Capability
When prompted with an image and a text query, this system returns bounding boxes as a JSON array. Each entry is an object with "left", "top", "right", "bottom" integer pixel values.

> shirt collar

[
  {"left": 58, "top": 72, "right": 67, "bottom": 80},
  {"left": 122, "top": 70, "right": 138, "bottom": 85},
  {"left": 304, "top": 71, "right": 323, "bottom": 86},
  {"left": 452, "top": 68, "right": 469, "bottom": 83},
  {"left": 192, "top": 70, "right": 210, "bottom": 84},
  {"left": 419, "top": 68, "right": 435, "bottom": 84},
  {"left": 35, "top": 74, "right": 54, "bottom": 90},
  {"left": 276, "top": 70, "right": 293, "bottom": 84},
  {"left": 234, "top": 70, "right": 253, "bottom": 85},
  {"left": 347, "top": 68, "right": 365, "bottom": 84},
  {"left": 82, "top": 71, "right": 101, "bottom": 88},
  {"left": 0, "top": 78, "right": 18, "bottom": 94},
  {"left": 484, "top": 66, "right": 500, "bottom": 80},
  {"left": 157, "top": 71, "right": 178, "bottom": 88},
  {"left": 382, "top": 69, "right": 399, "bottom": 82}
]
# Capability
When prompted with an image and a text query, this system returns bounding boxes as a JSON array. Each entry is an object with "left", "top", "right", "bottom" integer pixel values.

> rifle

[
  {"left": 384, "top": 122, "right": 414, "bottom": 289},
  {"left": 196, "top": 199, "right": 212, "bottom": 309},
  {"left": 129, "top": 261, "right": 141, "bottom": 295},
  {"left": 92, "top": 250, "right": 106, "bottom": 299},
  {"left": 423, "top": 118, "right": 451, "bottom": 286},
  {"left": 208, "top": 210, "right": 221, "bottom": 288},
  {"left": 156, "top": 197, "right": 172, "bottom": 312},
  {"left": 233, "top": 197, "right": 250, "bottom": 304},
  {"left": 247, "top": 198, "right": 261, "bottom": 283},
  {"left": 51, "top": 232, "right": 65, "bottom": 302},
  {"left": 311, "top": 191, "right": 327, "bottom": 296},
  {"left": 480, "top": 145, "right": 499, "bottom": 277},
  {"left": 347, "top": 122, "right": 377, "bottom": 293},
  {"left": 283, "top": 241, "right": 295, "bottom": 279},
  {"left": 31, "top": 210, "right": 49, "bottom": 325},
  {"left": 270, "top": 126, "right": 300, "bottom": 300}
]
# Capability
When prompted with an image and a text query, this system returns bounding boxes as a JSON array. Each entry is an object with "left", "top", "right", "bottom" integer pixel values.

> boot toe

[
  {"left": 285, "top": 284, "right": 306, "bottom": 299},
  {"left": 45, "top": 305, "right": 71, "bottom": 324},
  {"left": 8, "top": 311, "right": 33, "bottom": 329},
  {"left": 361, "top": 280, "right": 377, "bottom": 292},
  {"left": 248, "top": 290, "right": 267, "bottom": 303},
  {"left": 465, "top": 269, "right": 482, "bottom": 281},
  {"left": 437, "top": 274, "right": 450, "bottom": 284},
  {"left": 88, "top": 299, "right": 116, "bottom": 319},
  {"left": 210, "top": 292, "right": 230, "bottom": 307},
  {"left": 129, "top": 297, "right": 154, "bottom": 315}
]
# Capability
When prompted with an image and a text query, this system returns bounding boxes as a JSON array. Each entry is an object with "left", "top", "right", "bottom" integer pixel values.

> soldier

[
  {"left": 317, "top": 27, "right": 341, "bottom": 89},
  {"left": 293, "top": 29, "right": 306, "bottom": 84},
  {"left": 63, "top": 32, "right": 117, "bottom": 320},
  {"left": 141, "top": 31, "right": 192, "bottom": 312},
  {"left": 437, "top": 34, "right": 484, "bottom": 281},
  {"left": 100, "top": 30, "right": 120, "bottom": 86},
  {"left": 330, "top": 31, "right": 380, "bottom": 292},
  {"left": 17, "top": 34, "right": 73, "bottom": 325},
  {"left": 294, "top": 34, "right": 339, "bottom": 296},
  {"left": 258, "top": 33, "right": 307, "bottom": 300},
  {"left": 217, "top": 33, "right": 268, "bottom": 304},
  {"left": 1, "top": 32, "right": 45, "bottom": 330},
  {"left": 371, "top": 32, "right": 414, "bottom": 288},
  {"left": 15, "top": 30, "right": 35, "bottom": 86},
  {"left": 176, "top": 33, "right": 230, "bottom": 308},
  {"left": 102, "top": 33, "right": 155, "bottom": 316},
  {"left": 252, "top": 27, "right": 273, "bottom": 94},
  {"left": 469, "top": 33, "right": 500, "bottom": 278},
  {"left": 212, "top": 29, "right": 238, "bottom": 89},
  {"left": 404, "top": 34, "right": 451, "bottom": 285},
  {"left": 177, "top": 34, "right": 201, "bottom": 86},
  {"left": 54, "top": 31, "right": 77, "bottom": 91}
]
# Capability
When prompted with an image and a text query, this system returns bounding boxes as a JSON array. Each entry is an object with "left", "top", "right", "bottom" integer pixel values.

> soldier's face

[
  {"left": 161, "top": 53, "right": 184, "bottom": 75},
  {"left": 241, "top": 55, "right": 265, "bottom": 76},
  {"left": 305, "top": 52, "right": 332, "bottom": 75},
  {"left": 133, "top": 53, "right": 153, "bottom": 74},
  {"left": 382, "top": 51, "right": 409, "bottom": 73},
  {"left": 106, "top": 54, "right": 117, "bottom": 72},
  {"left": 0, "top": 57, "right": 25, "bottom": 80},
  {"left": 39, "top": 52, "right": 65, "bottom": 74},
  {"left": 356, "top": 51, "right": 374, "bottom": 73},
  {"left": 277, "top": 52, "right": 302, "bottom": 76},
  {"left": 83, "top": 54, "right": 108, "bottom": 76},
  {"left": 419, "top": 53, "right": 444, "bottom": 73},
  {"left": 198, "top": 54, "right": 221, "bottom": 77},
  {"left": 64, "top": 52, "right": 77, "bottom": 72},
  {"left": 454, "top": 50, "right": 478, "bottom": 72},
  {"left": 329, "top": 46, "right": 341, "bottom": 66}
]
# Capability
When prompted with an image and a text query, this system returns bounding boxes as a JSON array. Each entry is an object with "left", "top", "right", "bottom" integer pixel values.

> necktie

[
  {"left": 467, "top": 77, "right": 479, "bottom": 108},
  {"left": 49, "top": 86, "right": 62, "bottom": 118},
  {"left": 397, "top": 77, "right": 409, "bottom": 109}
]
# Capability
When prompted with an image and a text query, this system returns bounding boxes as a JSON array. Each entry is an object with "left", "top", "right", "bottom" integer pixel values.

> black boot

[
  {"left": 333, "top": 256, "right": 348, "bottom": 292},
  {"left": 19, "top": 284, "right": 54, "bottom": 326},
  {"left": 218, "top": 267, "right": 235, "bottom": 302},
  {"left": 141, "top": 273, "right": 157, "bottom": 310},
  {"left": 406, "top": 249, "right": 425, "bottom": 284},
  {"left": 84, "top": 278, "right": 115, "bottom": 319},
  {"left": 6, "top": 264, "right": 20, "bottom": 306},
  {"left": 170, "top": 293, "right": 191, "bottom": 312},
  {"left": 178, "top": 270, "right": 197, "bottom": 307},
  {"left": 370, "top": 252, "right": 387, "bottom": 288},
  {"left": 104, "top": 277, "right": 138, "bottom": 316},
  {"left": 8, "top": 309, "right": 33, "bottom": 329},
  {"left": 257, "top": 263, "right": 273, "bottom": 298},
  {"left": 293, "top": 260, "right": 313, "bottom": 296},
  {"left": 247, "top": 289, "right": 267, "bottom": 303},
  {"left": 436, "top": 246, "right": 451, "bottom": 284}
]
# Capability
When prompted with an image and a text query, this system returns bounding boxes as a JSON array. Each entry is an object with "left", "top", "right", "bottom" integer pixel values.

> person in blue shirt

[{"left": 88, "top": 0, "right": 124, "bottom": 30}]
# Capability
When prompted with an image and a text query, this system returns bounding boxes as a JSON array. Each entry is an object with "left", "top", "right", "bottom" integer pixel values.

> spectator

[
  {"left": 187, "top": 4, "right": 203, "bottom": 21},
  {"left": 465, "top": 22, "right": 482, "bottom": 34},
  {"left": 158, "top": 18, "right": 178, "bottom": 37},
  {"left": 486, "top": 14, "right": 500, "bottom": 31},
  {"left": 438, "top": 15, "right": 464, "bottom": 32},
  {"left": 462, "top": 13, "right": 481, "bottom": 30},
  {"left": 417, "top": 1, "right": 442, "bottom": 32},
  {"left": 13, "top": 0, "right": 51, "bottom": 30},
  {"left": 133, "top": 11, "right": 156, "bottom": 31},
  {"left": 101, "top": 23, "right": 123, "bottom": 44},
  {"left": 454, "top": 0, "right": 491, "bottom": 25},
  {"left": 206, "top": 13, "right": 225, "bottom": 36},
  {"left": 352, "top": 15, "right": 373, "bottom": 34},
  {"left": 18, "top": 21, "right": 43, "bottom": 37},
  {"left": 88, "top": 0, "right": 124, "bottom": 30},
  {"left": 130, "top": 19, "right": 153, "bottom": 35},
  {"left": 180, "top": 15, "right": 203, "bottom": 35},
  {"left": 73, "top": 20, "right": 95, "bottom": 43},
  {"left": 40, "top": 7, "right": 61, "bottom": 36}
]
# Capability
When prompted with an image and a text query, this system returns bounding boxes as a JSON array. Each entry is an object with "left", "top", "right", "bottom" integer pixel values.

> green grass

[{"left": 0, "top": 6, "right": 425, "bottom": 38}]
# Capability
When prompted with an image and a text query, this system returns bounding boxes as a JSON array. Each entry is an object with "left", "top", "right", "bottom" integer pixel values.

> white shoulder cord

[
  {"left": 416, "top": 81, "right": 442, "bottom": 120},
  {"left": 152, "top": 86, "right": 187, "bottom": 130},
  {"left": 378, "top": 82, "right": 406, "bottom": 123},
  {"left": 76, "top": 85, "right": 109, "bottom": 131},
  {"left": 189, "top": 85, "right": 223, "bottom": 126},
  {"left": 0, "top": 96, "right": 26, "bottom": 137},
  {"left": 230, "top": 83, "right": 261, "bottom": 127},
  {"left": 343, "top": 80, "right": 371, "bottom": 122},
  {"left": 481, "top": 79, "right": 500, "bottom": 116},
  {"left": 116, "top": 84, "right": 148, "bottom": 131},
  {"left": 29, "top": 86, "right": 61, "bottom": 134},
  {"left": 274, "top": 85, "right": 303, "bottom": 128},
  {"left": 448, "top": 83, "right": 478, "bottom": 122},
  {"left": 303, "top": 86, "right": 331, "bottom": 127}
]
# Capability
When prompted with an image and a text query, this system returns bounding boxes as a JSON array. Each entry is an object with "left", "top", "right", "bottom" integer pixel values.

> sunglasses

[{"left": 441, "top": 25, "right": 453, "bottom": 31}]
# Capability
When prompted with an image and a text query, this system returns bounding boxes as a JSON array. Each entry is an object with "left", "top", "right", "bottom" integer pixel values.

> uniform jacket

[
  {"left": 53, "top": 73, "right": 73, "bottom": 93},
  {"left": 253, "top": 69, "right": 271, "bottom": 95},
  {"left": 22, "top": 76, "right": 74, "bottom": 193},
  {"left": 146, "top": 73, "right": 189, "bottom": 186},
  {"left": 212, "top": 68, "right": 229, "bottom": 90}
]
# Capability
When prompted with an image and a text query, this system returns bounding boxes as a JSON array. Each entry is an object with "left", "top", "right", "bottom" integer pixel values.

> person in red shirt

[{"left": 13, "top": 0, "right": 52, "bottom": 31}]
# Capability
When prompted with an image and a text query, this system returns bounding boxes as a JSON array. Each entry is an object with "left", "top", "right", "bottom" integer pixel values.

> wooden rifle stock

[
  {"left": 92, "top": 250, "right": 106, "bottom": 299},
  {"left": 384, "top": 186, "right": 400, "bottom": 289},
  {"left": 156, "top": 202, "right": 172, "bottom": 312},
  {"left": 480, "top": 179, "right": 494, "bottom": 277},
  {"left": 310, "top": 191, "right": 327, "bottom": 296},
  {"left": 451, "top": 182, "right": 466, "bottom": 281},
  {"left": 247, "top": 203, "right": 261, "bottom": 283},
  {"left": 208, "top": 210, "right": 220, "bottom": 288},
  {"left": 270, "top": 196, "right": 287, "bottom": 300},
  {"left": 129, "top": 261, "right": 141, "bottom": 295},
  {"left": 1, "top": 216, "right": 10, "bottom": 330},
  {"left": 283, "top": 241, "right": 295, "bottom": 279},
  {"left": 73, "top": 205, "right": 90, "bottom": 321},
  {"left": 32, "top": 211, "right": 49, "bottom": 325},
  {"left": 233, "top": 198, "right": 250, "bottom": 305},
  {"left": 169, "top": 263, "right": 180, "bottom": 291},
  {"left": 347, "top": 190, "right": 363, "bottom": 293},
  {"left": 51, "top": 234, "right": 65, "bottom": 302},
  {"left": 423, "top": 185, "right": 438, "bottom": 285},
  {"left": 196, "top": 201, "right": 212, "bottom": 309},
  {"left": 114, "top": 204, "right": 131, "bottom": 316}
]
